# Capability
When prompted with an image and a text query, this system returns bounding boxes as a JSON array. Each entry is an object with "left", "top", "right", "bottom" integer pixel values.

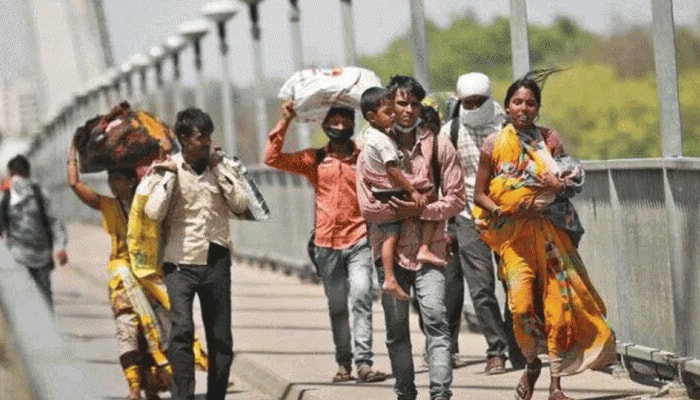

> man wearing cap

[
  {"left": 264, "top": 100, "right": 388, "bottom": 384},
  {"left": 440, "top": 72, "right": 525, "bottom": 374}
]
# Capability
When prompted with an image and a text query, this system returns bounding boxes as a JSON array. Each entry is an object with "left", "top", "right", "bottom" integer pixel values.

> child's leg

[
  {"left": 416, "top": 220, "right": 447, "bottom": 267},
  {"left": 380, "top": 225, "right": 410, "bottom": 301}
]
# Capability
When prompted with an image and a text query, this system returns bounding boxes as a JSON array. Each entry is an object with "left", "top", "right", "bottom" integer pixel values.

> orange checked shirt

[{"left": 263, "top": 119, "right": 366, "bottom": 250}]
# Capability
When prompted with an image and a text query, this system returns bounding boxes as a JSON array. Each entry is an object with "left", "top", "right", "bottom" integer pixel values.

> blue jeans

[
  {"left": 314, "top": 238, "right": 375, "bottom": 367},
  {"left": 377, "top": 261, "right": 453, "bottom": 400}
]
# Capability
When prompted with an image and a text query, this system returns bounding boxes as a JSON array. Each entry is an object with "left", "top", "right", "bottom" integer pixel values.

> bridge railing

[{"left": 230, "top": 157, "right": 700, "bottom": 394}]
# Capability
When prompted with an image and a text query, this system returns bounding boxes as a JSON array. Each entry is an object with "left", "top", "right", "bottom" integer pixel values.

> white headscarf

[{"left": 456, "top": 73, "right": 499, "bottom": 129}]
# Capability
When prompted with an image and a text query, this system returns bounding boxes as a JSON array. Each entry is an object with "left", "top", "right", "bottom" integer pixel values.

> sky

[
  {"left": 1, "top": 0, "right": 699, "bottom": 87},
  {"left": 99, "top": 0, "right": 700, "bottom": 88}
]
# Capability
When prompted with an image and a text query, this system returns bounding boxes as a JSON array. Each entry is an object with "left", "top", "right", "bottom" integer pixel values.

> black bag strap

[
  {"left": 32, "top": 184, "right": 54, "bottom": 248},
  {"left": 449, "top": 118, "right": 459, "bottom": 149},
  {"left": 0, "top": 190, "right": 9, "bottom": 235},
  {"left": 431, "top": 133, "right": 441, "bottom": 193}
]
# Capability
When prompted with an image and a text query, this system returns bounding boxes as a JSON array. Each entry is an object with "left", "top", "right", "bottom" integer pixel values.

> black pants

[
  {"left": 164, "top": 243, "right": 232, "bottom": 400},
  {"left": 450, "top": 215, "right": 524, "bottom": 365},
  {"left": 27, "top": 262, "right": 54, "bottom": 311}
]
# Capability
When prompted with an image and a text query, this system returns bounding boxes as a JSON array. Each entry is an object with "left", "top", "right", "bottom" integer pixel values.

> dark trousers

[
  {"left": 27, "top": 263, "right": 54, "bottom": 311},
  {"left": 451, "top": 215, "right": 524, "bottom": 365},
  {"left": 164, "top": 244, "right": 232, "bottom": 400}
]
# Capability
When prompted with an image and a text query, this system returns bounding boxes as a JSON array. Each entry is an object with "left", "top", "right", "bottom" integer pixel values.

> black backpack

[{"left": 0, "top": 184, "right": 53, "bottom": 247}]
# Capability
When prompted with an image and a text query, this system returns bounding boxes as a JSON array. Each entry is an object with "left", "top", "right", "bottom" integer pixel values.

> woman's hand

[{"left": 534, "top": 171, "right": 565, "bottom": 193}]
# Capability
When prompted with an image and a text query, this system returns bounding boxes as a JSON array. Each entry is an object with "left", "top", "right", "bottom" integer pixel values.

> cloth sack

[
  {"left": 74, "top": 102, "right": 173, "bottom": 173},
  {"left": 278, "top": 66, "right": 381, "bottom": 123}
]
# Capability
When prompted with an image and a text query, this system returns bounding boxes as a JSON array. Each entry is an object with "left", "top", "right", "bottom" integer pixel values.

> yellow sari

[{"left": 473, "top": 124, "right": 616, "bottom": 376}]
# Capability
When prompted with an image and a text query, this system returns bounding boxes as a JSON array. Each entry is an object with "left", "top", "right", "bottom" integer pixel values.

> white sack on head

[{"left": 278, "top": 66, "right": 382, "bottom": 123}]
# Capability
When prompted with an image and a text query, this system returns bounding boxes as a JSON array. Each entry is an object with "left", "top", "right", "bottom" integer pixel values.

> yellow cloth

[
  {"left": 474, "top": 124, "right": 616, "bottom": 376},
  {"left": 128, "top": 188, "right": 162, "bottom": 279}
]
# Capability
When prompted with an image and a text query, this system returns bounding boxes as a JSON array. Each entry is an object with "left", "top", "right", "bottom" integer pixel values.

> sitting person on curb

[{"left": 264, "top": 100, "right": 388, "bottom": 384}]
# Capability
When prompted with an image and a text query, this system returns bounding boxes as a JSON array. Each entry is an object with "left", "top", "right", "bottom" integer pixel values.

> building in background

[
  {"left": 0, "top": 0, "right": 112, "bottom": 138},
  {"left": 0, "top": 75, "right": 41, "bottom": 137}
]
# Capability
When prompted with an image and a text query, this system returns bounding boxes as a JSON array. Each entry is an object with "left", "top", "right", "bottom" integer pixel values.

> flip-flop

[{"left": 514, "top": 358, "right": 542, "bottom": 400}]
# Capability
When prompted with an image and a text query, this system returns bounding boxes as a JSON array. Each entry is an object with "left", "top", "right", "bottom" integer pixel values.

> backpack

[{"left": 0, "top": 184, "right": 53, "bottom": 247}]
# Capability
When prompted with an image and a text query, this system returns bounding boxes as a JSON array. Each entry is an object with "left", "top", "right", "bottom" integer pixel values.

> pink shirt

[{"left": 357, "top": 127, "right": 466, "bottom": 270}]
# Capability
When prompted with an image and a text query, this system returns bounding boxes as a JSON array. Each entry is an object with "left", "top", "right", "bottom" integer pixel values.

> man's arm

[
  {"left": 263, "top": 102, "right": 319, "bottom": 178},
  {"left": 144, "top": 170, "right": 176, "bottom": 223},
  {"left": 40, "top": 187, "right": 69, "bottom": 265}
]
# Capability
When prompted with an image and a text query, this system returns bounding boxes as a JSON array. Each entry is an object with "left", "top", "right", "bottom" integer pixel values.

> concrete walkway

[{"left": 54, "top": 223, "right": 659, "bottom": 400}]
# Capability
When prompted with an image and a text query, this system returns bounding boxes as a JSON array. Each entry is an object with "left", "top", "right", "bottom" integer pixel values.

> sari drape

[{"left": 473, "top": 124, "right": 616, "bottom": 376}]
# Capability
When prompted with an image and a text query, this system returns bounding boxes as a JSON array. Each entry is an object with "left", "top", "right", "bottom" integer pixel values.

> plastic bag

[
  {"left": 74, "top": 102, "right": 173, "bottom": 173},
  {"left": 278, "top": 66, "right": 382, "bottom": 123}
]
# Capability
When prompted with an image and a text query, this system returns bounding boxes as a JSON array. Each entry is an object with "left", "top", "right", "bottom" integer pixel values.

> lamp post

[
  {"left": 408, "top": 0, "right": 431, "bottom": 92},
  {"left": 202, "top": 0, "right": 239, "bottom": 156},
  {"left": 130, "top": 53, "right": 151, "bottom": 108},
  {"left": 338, "top": 0, "right": 358, "bottom": 66},
  {"left": 120, "top": 61, "right": 134, "bottom": 102},
  {"left": 178, "top": 19, "right": 210, "bottom": 109},
  {"left": 149, "top": 45, "right": 167, "bottom": 119},
  {"left": 164, "top": 35, "right": 187, "bottom": 119},
  {"left": 239, "top": 0, "right": 269, "bottom": 162},
  {"left": 288, "top": 0, "right": 311, "bottom": 148}
]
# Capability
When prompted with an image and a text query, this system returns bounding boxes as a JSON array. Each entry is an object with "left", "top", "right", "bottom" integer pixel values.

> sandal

[
  {"left": 514, "top": 358, "right": 542, "bottom": 400},
  {"left": 332, "top": 363, "right": 354, "bottom": 383},
  {"left": 356, "top": 364, "right": 388, "bottom": 383},
  {"left": 548, "top": 390, "right": 574, "bottom": 400}
]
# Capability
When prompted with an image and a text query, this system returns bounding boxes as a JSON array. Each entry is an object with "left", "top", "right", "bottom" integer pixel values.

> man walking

[
  {"left": 357, "top": 75, "right": 466, "bottom": 400},
  {"left": 264, "top": 100, "right": 387, "bottom": 384},
  {"left": 144, "top": 108, "right": 250, "bottom": 400},
  {"left": 0, "top": 154, "right": 68, "bottom": 310},
  {"left": 440, "top": 72, "right": 525, "bottom": 372}
]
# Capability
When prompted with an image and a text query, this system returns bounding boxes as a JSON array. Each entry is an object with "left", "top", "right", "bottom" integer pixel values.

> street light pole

[
  {"left": 149, "top": 46, "right": 167, "bottom": 119},
  {"left": 164, "top": 35, "right": 186, "bottom": 119},
  {"left": 288, "top": 0, "right": 311, "bottom": 148},
  {"left": 178, "top": 20, "right": 210, "bottom": 109},
  {"left": 202, "top": 1, "right": 239, "bottom": 156},
  {"left": 130, "top": 53, "right": 151, "bottom": 109},
  {"left": 339, "top": 0, "right": 358, "bottom": 66},
  {"left": 408, "top": 0, "right": 431, "bottom": 93},
  {"left": 240, "top": 0, "right": 269, "bottom": 163}
]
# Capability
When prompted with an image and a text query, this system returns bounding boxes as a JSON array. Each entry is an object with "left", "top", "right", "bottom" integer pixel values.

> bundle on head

[{"left": 73, "top": 101, "right": 174, "bottom": 173}]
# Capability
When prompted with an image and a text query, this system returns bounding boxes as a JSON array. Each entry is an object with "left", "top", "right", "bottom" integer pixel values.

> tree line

[{"left": 360, "top": 12, "right": 700, "bottom": 159}]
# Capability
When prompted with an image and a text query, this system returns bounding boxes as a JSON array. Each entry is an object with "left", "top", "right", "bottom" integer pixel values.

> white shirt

[{"left": 144, "top": 153, "right": 249, "bottom": 265}]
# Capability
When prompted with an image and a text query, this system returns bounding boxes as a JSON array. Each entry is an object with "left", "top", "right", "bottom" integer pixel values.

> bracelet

[
  {"left": 491, "top": 207, "right": 503, "bottom": 217},
  {"left": 67, "top": 160, "right": 77, "bottom": 166}
]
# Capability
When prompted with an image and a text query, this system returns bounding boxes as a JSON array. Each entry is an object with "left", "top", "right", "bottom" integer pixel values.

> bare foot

[
  {"left": 417, "top": 247, "right": 447, "bottom": 267},
  {"left": 382, "top": 279, "right": 410, "bottom": 301}
]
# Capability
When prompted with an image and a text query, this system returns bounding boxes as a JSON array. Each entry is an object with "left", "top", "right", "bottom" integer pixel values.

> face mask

[
  {"left": 393, "top": 117, "right": 423, "bottom": 134},
  {"left": 324, "top": 127, "right": 354, "bottom": 141},
  {"left": 460, "top": 99, "right": 495, "bottom": 128}
]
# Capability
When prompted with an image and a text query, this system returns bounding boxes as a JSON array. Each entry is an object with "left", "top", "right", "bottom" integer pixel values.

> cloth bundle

[
  {"left": 278, "top": 66, "right": 381, "bottom": 123},
  {"left": 74, "top": 102, "right": 173, "bottom": 173}
]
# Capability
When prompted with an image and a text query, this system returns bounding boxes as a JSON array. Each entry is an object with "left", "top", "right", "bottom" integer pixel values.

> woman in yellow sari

[
  {"left": 68, "top": 148, "right": 174, "bottom": 400},
  {"left": 473, "top": 72, "right": 616, "bottom": 400}
]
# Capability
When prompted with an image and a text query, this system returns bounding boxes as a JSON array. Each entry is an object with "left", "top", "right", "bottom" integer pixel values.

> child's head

[{"left": 360, "top": 87, "right": 395, "bottom": 131}]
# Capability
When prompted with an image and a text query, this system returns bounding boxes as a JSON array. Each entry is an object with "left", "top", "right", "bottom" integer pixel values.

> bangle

[{"left": 67, "top": 160, "right": 77, "bottom": 166}]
